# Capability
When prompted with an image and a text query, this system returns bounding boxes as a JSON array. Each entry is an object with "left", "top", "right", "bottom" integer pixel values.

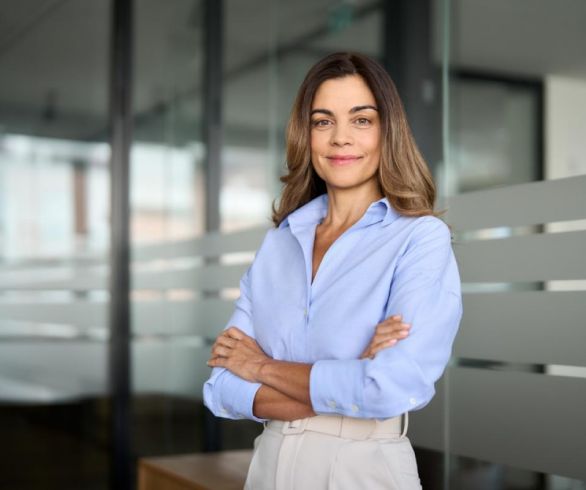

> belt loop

[
  {"left": 282, "top": 417, "right": 308, "bottom": 435},
  {"left": 401, "top": 412, "right": 409, "bottom": 438}
]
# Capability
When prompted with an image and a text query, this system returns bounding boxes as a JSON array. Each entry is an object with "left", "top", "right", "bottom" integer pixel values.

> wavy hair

[{"left": 271, "top": 51, "right": 441, "bottom": 227}]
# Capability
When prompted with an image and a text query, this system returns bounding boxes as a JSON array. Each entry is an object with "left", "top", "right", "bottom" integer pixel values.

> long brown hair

[{"left": 271, "top": 51, "right": 441, "bottom": 228}]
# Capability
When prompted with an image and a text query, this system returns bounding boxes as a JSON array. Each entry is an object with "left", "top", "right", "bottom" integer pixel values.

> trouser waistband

[{"left": 265, "top": 412, "right": 408, "bottom": 441}]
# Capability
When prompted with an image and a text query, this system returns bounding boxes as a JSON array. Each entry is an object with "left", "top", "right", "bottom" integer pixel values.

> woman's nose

[{"left": 330, "top": 123, "right": 353, "bottom": 146}]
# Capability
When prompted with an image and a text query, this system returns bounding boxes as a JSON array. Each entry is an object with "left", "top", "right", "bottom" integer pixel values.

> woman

[{"left": 203, "top": 52, "right": 462, "bottom": 489}]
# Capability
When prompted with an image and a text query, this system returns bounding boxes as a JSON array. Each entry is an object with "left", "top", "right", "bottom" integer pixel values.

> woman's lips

[{"left": 327, "top": 156, "right": 363, "bottom": 166}]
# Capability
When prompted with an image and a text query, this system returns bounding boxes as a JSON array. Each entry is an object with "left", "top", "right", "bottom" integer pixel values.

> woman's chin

[{"left": 324, "top": 181, "right": 373, "bottom": 192}]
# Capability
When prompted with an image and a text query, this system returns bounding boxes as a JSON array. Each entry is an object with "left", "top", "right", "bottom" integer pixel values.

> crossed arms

[
  {"left": 203, "top": 218, "right": 462, "bottom": 422},
  {"left": 207, "top": 316, "right": 410, "bottom": 421}
]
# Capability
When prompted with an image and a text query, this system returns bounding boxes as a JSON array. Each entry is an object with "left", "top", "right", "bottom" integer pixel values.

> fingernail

[{"left": 401, "top": 323, "right": 411, "bottom": 328}]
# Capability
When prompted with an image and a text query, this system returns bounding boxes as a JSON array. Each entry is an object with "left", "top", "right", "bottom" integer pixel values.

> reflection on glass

[
  {"left": 449, "top": 76, "right": 540, "bottom": 193},
  {"left": 129, "top": 0, "right": 208, "bottom": 466},
  {"left": 446, "top": 1, "right": 586, "bottom": 488},
  {"left": 0, "top": 1, "right": 111, "bottom": 488},
  {"left": 221, "top": 0, "right": 382, "bottom": 232}
]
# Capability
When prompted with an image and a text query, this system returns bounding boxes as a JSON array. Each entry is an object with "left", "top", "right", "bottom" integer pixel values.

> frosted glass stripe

[
  {"left": 0, "top": 262, "right": 250, "bottom": 291},
  {"left": 0, "top": 226, "right": 269, "bottom": 271},
  {"left": 454, "top": 291, "right": 586, "bottom": 366},
  {"left": 0, "top": 341, "right": 211, "bottom": 401},
  {"left": 12, "top": 230, "right": 585, "bottom": 290},
  {"left": 455, "top": 230, "right": 586, "bottom": 282},
  {"left": 132, "top": 299, "right": 235, "bottom": 337},
  {"left": 0, "top": 298, "right": 236, "bottom": 337},
  {"left": 448, "top": 366, "right": 586, "bottom": 480},
  {"left": 443, "top": 175, "right": 586, "bottom": 231},
  {"left": 132, "top": 226, "right": 268, "bottom": 260}
]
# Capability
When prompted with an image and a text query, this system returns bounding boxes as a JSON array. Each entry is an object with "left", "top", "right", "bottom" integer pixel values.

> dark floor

[
  {"left": 0, "top": 397, "right": 549, "bottom": 490},
  {"left": 0, "top": 395, "right": 263, "bottom": 490}
]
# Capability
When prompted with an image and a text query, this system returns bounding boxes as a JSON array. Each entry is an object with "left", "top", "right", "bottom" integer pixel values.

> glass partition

[
  {"left": 3, "top": 2, "right": 584, "bottom": 488},
  {"left": 0, "top": 1, "right": 112, "bottom": 488},
  {"left": 440, "top": 1, "right": 586, "bottom": 488},
  {"left": 129, "top": 0, "right": 207, "bottom": 465}
]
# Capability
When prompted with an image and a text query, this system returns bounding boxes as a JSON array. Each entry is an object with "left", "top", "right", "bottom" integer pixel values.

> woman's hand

[
  {"left": 206, "top": 326, "right": 270, "bottom": 383},
  {"left": 359, "top": 315, "right": 411, "bottom": 360}
]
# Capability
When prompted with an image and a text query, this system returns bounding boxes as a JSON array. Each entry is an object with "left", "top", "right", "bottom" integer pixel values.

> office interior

[{"left": 0, "top": 0, "right": 585, "bottom": 489}]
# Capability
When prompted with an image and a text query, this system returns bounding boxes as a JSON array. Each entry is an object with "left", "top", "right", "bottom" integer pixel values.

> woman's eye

[
  {"left": 355, "top": 117, "right": 371, "bottom": 126},
  {"left": 312, "top": 119, "right": 331, "bottom": 127}
]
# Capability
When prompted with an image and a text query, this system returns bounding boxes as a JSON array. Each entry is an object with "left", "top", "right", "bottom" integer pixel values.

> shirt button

[
  {"left": 409, "top": 397, "right": 417, "bottom": 405},
  {"left": 327, "top": 400, "right": 337, "bottom": 409},
  {"left": 303, "top": 308, "right": 308, "bottom": 317},
  {"left": 351, "top": 404, "right": 359, "bottom": 413}
]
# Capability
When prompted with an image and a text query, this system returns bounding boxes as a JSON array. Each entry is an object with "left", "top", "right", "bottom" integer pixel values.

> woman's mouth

[{"left": 327, "top": 155, "right": 363, "bottom": 166}]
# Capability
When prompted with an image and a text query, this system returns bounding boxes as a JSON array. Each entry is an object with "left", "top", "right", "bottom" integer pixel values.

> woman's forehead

[{"left": 312, "top": 75, "right": 376, "bottom": 110}]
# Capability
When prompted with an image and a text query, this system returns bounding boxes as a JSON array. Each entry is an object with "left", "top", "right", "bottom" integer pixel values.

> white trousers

[{"left": 243, "top": 414, "right": 422, "bottom": 490}]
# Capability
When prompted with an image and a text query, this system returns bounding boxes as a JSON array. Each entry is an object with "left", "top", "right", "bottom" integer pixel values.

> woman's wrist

[
  {"left": 255, "top": 357, "right": 277, "bottom": 384},
  {"left": 253, "top": 384, "right": 316, "bottom": 421}
]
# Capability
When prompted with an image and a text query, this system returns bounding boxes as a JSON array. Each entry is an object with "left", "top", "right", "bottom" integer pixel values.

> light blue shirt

[{"left": 203, "top": 193, "right": 462, "bottom": 422}]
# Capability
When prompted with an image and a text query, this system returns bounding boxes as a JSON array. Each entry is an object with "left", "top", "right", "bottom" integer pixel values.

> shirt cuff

[
  {"left": 309, "top": 356, "right": 436, "bottom": 419},
  {"left": 215, "top": 370, "right": 267, "bottom": 423},
  {"left": 309, "top": 358, "right": 366, "bottom": 417}
]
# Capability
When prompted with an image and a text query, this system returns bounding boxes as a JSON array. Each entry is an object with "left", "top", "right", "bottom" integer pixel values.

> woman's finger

[
  {"left": 382, "top": 314, "right": 402, "bottom": 325},
  {"left": 223, "top": 326, "right": 246, "bottom": 340},
  {"left": 211, "top": 344, "right": 232, "bottom": 358},
  {"left": 207, "top": 356, "right": 226, "bottom": 367},
  {"left": 376, "top": 322, "right": 411, "bottom": 334},
  {"left": 369, "top": 338, "right": 399, "bottom": 356},
  {"left": 371, "top": 328, "right": 410, "bottom": 345},
  {"left": 365, "top": 329, "right": 410, "bottom": 357},
  {"left": 359, "top": 349, "right": 371, "bottom": 359},
  {"left": 372, "top": 326, "right": 409, "bottom": 342},
  {"left": 215, "top": 336, "right": 238, "bottom": 349},
  {"left": 361, "top": 323, "right": 410, "bottom": 359}
]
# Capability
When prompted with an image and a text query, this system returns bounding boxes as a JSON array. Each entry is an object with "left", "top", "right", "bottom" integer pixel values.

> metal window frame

[
  {"left": 108, "top": 0, "right": 133, "bottom": 488},
  {"left": 107, "top": 0, "right": 226, "bottom": 485}
]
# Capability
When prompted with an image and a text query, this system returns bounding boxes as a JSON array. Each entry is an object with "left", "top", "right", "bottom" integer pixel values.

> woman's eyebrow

[
  {"left": 350, "top": 105, "right": 378, "bottom": 113},
  {"left": 310, "top": 105, "right": 378, "bottom": 116},
  {"left": 310, "top": 108, "right": 334, "bottom": 116}
]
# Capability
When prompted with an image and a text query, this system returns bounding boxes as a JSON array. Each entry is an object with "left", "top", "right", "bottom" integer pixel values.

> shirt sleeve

[
  {"left": 202, "top": 263, "right": 268, "bottom": 423},
  {"left": 309, "top": 217, "right": 463, "bottom": 419}
]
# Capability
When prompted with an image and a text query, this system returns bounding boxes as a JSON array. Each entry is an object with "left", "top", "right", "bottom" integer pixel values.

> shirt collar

[{"left": 278, "top": 193, "right": 399, "bottom": 230}]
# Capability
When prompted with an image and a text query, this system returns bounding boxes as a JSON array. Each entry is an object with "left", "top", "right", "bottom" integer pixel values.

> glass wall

[
  {"left": 2, "top": 1, "right": 585, "bottom": 488},
  {"left": 0, "top": 0, "right": 112, "bottom": 488},
  {"left": 129, "top": 0, "right": 207, "bottom": 466},
  {"left": 221, "top": 0, "right": 383, "bottom": 232},
  {"left": 437, "top": 0, "right": 586, "bottom": 488},
  {"left": 126, "top": 0, "right": 387, "bottom": 465}
]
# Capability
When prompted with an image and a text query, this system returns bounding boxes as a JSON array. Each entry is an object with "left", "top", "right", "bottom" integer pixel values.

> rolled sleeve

[
  {"left": 202, "top": 264, "right": 268, "bottom": 423},
  {"left": 203, "top": 367, "right": 265, "bottom": 421},
  {"left": 309, "top": 218, "right": 463, "bottom": 418}
]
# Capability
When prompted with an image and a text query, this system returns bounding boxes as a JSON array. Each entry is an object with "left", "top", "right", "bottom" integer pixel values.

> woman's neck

[{"left": 320, "top": 185, "right": 383, "bottom": 230}]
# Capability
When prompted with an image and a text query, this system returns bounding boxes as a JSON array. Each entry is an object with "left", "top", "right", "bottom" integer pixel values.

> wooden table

[{"left": 138, "top": 449, "right": 253, "bottom": 490}]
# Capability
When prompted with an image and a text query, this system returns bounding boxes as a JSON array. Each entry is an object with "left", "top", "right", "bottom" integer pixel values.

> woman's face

[{"left": 310, "top": 75, "right": 381, "bottom": 194}]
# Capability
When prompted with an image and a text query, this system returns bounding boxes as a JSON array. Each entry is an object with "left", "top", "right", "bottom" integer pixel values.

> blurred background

[{"left": 0, "top": 0, "right": 585, "bottom": 489}]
